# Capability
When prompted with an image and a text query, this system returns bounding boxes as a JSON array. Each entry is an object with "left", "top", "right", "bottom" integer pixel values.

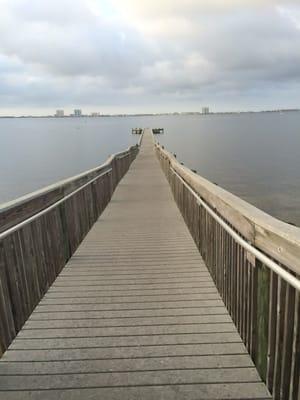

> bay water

[{"left": 1, "top": 112, "right": 299, "bottom": 226}]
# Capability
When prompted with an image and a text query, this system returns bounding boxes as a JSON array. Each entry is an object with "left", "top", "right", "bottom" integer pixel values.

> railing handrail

[
  {"left": 155, "top": 141, "right": 300, "bottom": 276},
  {"left": 171, "top": 166, "right": 300, "bottom": 292},
  {"left": 0, "top": 168, "right": 113, "bottom": 241},
  {"left": 0, "top": 144, "right": 138, "bottom": 214},
  {"left": 137, "top": 129, "right": 144, "bottom": 147}
]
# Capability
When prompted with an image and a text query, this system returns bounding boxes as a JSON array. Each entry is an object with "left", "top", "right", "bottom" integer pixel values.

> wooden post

[{"left": 255, "top": 259, "right": 270, "bottom": 382}]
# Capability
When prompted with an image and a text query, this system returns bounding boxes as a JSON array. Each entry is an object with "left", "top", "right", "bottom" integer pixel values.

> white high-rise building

[
  {"left": 55, "top": 109, "right": 64, "bottom": 117},
  {"left": 74, "top": 109, "right": 82, "bottom": 117},
  {"left": 202, "top": 107, "right": 209, "bottom": 114}
]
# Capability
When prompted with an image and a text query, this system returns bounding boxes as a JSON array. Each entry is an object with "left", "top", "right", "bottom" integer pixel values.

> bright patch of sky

[{"left": 277, "top": 5, "right": 300, "bottom": 30}]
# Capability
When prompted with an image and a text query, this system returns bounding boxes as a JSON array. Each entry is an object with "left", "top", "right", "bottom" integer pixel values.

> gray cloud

[
  {"left": 0, "top": 1, "right": 151, "bottom": 80},
  {"left": 0, "top": 0, "right": 300, "bottom": 113}
]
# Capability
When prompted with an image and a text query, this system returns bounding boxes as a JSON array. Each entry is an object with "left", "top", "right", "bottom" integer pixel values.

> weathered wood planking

[
  {"left": 0, "top": 129, "right": 270, "bottom": 400},
  {"left": 0, "top": 144, "right": 139, "bottom": 354},
  {"left": 155, "top": 140, "right": 300, "bottom": 400}
]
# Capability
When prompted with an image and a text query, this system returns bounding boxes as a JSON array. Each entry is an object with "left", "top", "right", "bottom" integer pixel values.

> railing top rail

[
  {"left": 0, "top": 168, "right": 112, "bottom": 241},
  {"left": 155, "top": 141, "right": 300, "bottom": 276},
  {"left": 137, "top": 129, "right": 145, "bottom": 147},
  {"left": 0, "top": 144, "right": 138, "bottom": 214}
]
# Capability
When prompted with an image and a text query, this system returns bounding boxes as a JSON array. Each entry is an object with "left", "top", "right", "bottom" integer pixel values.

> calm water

[
  {"left": 0, "top": 117, "right": 138, "bottom": 204},
  {"left": 0, "top": 113, "right": 300, "bottom": 226}
]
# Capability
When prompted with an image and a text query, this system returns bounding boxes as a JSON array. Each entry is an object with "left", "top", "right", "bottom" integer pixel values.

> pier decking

[{"left": 0, "top": 129, "right": 271, "bottom": 399}]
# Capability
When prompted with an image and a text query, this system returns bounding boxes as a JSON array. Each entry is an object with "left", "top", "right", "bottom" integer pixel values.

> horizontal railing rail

[
  {"left": 0, "top": 168, "right": 112, "bottom": 241},
  {"left": 155, "top": 141, "right": 300, "bottom": 400},
  {"left": 0, "top": 145, "right": 138, "bottom": 235},
  {"left": 0, "top": 138, "right": 141, "bottom": 355}
]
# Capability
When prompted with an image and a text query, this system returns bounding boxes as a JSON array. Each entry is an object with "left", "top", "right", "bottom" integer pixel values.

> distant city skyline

[
  {"left": 1, "top": 1, "right": 300, "bottom": 115},
  {"left": 2, "top": 108, "right": 300, "bottom": 119},
  {"left": 53, "top": 107, "right": 212, "bottom": 117}
]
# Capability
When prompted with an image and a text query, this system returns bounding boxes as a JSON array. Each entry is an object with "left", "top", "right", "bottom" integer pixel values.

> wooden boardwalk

[{"left": 0, "top": 130, "right": 270, "bottom": 399}]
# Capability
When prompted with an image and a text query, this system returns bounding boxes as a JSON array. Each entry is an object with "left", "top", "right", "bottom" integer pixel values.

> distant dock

[
  {"left": 132, "top": 128, "right": 143, "bottom": 134},
  {"left": 132, "top": 128, "right": 164, "bottom": 135}
]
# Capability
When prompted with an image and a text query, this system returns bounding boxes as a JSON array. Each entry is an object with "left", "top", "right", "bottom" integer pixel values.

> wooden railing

[
  {"left": 155, "top": 142, "right": 300, "bottom": 400},
  {"left": 0, "top": 142, "right": 140, "bottom": 354}
]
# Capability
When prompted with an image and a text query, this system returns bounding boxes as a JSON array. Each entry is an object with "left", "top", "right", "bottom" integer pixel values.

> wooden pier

[{"left": 0, "top": 129, "right": 299, "bottom": 399}]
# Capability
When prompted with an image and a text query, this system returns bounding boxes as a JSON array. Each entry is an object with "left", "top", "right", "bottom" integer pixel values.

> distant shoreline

[{"left": 0, "top": 109, "right": 300, "bottom": 118}]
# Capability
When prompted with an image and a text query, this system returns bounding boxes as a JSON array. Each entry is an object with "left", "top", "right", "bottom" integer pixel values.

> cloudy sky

[{"left": 0, "top": 0, "right": 300, "bottom": 115}]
